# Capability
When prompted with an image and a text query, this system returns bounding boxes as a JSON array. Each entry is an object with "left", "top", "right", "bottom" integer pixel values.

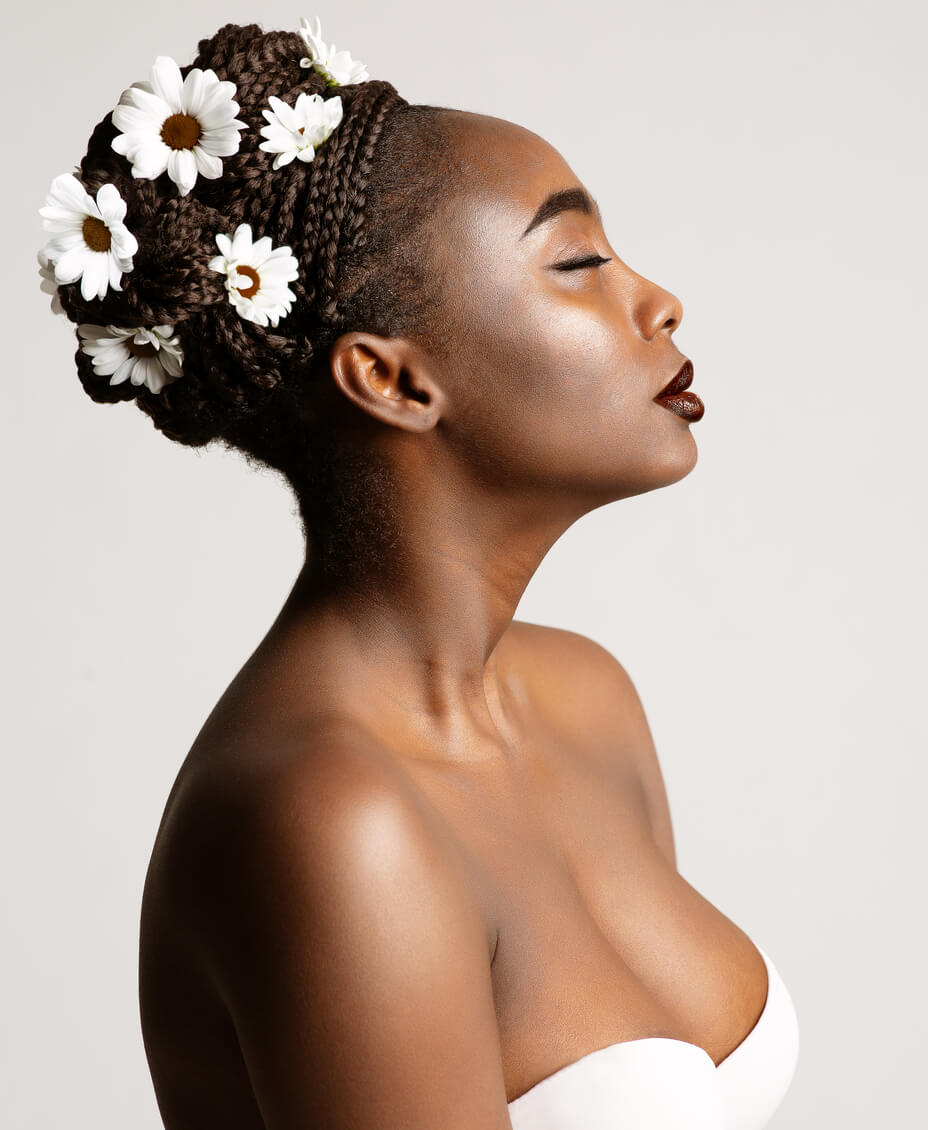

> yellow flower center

[
  {"left": 234, "top": 265, "right": 261, "bottom": 299},
  {"left": 82, "top": 216, "right": 111, "bottom": 253},
  {"left": 128, "top": 340, "right": 158, "bottom": 359},
  {"left": 160, "top": 113, "right": 202, "bottom": 150}
]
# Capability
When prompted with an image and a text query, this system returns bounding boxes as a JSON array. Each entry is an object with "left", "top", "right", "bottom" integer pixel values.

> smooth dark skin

[{"left": 139, "top": 111, "right": 768, "bottom": 1129}]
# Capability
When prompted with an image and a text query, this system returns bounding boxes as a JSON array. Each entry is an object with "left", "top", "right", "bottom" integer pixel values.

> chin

[
  {"left": 613, "top": 431, "right": 699, "bottom": 501},
  {"left": 655, "top": 429, "right": 699, "bottom": 486}
]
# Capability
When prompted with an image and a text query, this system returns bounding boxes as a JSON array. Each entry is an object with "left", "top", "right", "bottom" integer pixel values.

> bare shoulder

[
  {"left": 506, "top": 619, "right": 637, "bottom": 693},
  {"left": 144, "top": 721, "right": 511, "bottom": 1129},
  {"left": 507, "top": 620, "right": 677, "bottom": 868}
]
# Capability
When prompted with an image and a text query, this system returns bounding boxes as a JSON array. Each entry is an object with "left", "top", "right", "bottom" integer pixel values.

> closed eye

[{"left": 554, "top": 254, "right": 613, "bottom": 271}]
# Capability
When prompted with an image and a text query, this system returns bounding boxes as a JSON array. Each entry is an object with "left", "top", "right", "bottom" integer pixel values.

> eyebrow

[{"left": 520, "top": 186, "right": 602, "bottom": 239}]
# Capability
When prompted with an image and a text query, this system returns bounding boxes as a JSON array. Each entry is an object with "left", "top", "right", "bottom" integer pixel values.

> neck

[{"left": 268, "top": 440, "right": 594, "bottom": 761}]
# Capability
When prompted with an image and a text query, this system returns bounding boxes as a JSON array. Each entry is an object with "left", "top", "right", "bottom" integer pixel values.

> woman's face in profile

[{"left": 426, "top": 110, "right": 699, "bottom": 508}]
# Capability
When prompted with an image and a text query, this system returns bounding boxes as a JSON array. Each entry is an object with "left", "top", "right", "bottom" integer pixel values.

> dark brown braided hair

[{"left": 54, "top": 21, "right": 465, "bottom": 577}]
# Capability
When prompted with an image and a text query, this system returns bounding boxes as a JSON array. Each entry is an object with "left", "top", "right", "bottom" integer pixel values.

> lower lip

[{"left": 655, "top": 391, "right": 705, "bottom": 421}]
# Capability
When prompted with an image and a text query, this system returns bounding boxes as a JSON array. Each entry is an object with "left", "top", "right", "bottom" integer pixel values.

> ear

[{"left": 328, "top": 332, "right": 445, "bottom": 432}]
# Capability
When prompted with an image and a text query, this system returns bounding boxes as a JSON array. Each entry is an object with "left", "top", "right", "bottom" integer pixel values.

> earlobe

[{"left": 329, "top": 333, "right": 444, "bottom": 432}]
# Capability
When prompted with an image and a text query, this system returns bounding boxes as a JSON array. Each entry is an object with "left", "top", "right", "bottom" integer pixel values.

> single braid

[
  {"left": 317, "top": 86, "right": 403, "bottom": 325},
  {"left": 340, "top": 89, "right": 401, "bottom": 261}
]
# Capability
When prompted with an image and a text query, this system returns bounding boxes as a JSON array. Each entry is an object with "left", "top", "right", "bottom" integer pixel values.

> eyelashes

[{"left": 554, "top": 254, "right": 613, "bottom": 271}]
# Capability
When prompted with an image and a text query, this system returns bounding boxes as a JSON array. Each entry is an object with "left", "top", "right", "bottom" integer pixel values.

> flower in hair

[
  {"left": 298, "top": 15, "right": 369, "bottom": 85},
  {"left": 37, "top": 250, "right": 65, "bottom": 316},
  {"left": 77, "top": 324, "right": 184, "bottom": 395},
  {"left": 258, "top": 92, "right": 344, "bottom": 169},
  {"left": 208, "top": 224, "right": 299, "bottom": 328},
  {"left": 111, "top": 56, "right": 248, "bottom": 196},
  {"left": 39, "top": 174, "right": 138, "bottom": 301}
]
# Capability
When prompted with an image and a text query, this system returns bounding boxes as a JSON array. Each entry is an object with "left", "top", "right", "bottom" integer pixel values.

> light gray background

[{"left": 3, "top": 0, "right": 925, "bottom": 1126}]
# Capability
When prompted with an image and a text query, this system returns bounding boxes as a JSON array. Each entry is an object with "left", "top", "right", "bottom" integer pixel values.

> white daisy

[
  {"left": 111, "top": 55, "right": 248, "bottom": 196},
  {"left": 37, "top": 249, "right": 65, "bottom": 316},
  {"left": 298, "top": 15, "right": 369, "bottom": 85},
  {"left": 77, "top": 324, "right": 184, "bottom": 395},
  {"left": 39, "top": 174, "right": 138, "bottom": 301},
  {"left": 208, "top": 223, "right": 300, "bottom": 328},
  {"left": 258, "top": 92, "right": 344, "bottom": 169}
]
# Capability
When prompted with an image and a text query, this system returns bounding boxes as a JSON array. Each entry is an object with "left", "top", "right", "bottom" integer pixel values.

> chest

[{"left": 401, "top": 730, "right": 769, "bottom": 1104}]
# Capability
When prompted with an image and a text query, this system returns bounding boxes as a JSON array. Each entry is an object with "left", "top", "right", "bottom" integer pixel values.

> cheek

[
  {"left": 465, "top": 287, "right": 645, "bottom": 456},
  {"left": 438, "top": 268, "right": 692, "bottom": 495}
]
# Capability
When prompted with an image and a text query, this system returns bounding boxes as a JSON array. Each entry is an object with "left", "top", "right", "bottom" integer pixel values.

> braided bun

[{"left": 51, "top": 21, "right": 462, "bottom": 552}]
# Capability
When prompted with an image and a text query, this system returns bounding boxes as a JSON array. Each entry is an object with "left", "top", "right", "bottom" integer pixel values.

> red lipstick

[{"left": 654, "top": 360, "right": 704, "bottom": 421}]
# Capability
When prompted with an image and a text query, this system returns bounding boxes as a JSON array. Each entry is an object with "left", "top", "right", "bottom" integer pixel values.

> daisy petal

[
  {"left": 39, "top": 203, "right": 87, "bottom": 227},
  {"left": 192, "top": 147, "right": 223, "bottom": 179},
  {"left": 180, "top": 67, "right": 208, "bottom": 115},
  {"left": 38, "top": 222, "right": 85, "bottom": 244},
  {"left": 197, "top": 125, "right": 245, "bottom": 158},
  {"left": 111, "top": 103, "right": 161, "bottom": 138},
  {"left": 149, "top": 56, "right": 184, "bottom": 111},
  {"left": 125, "top": 142, "right": 170, "bottom": 181},
  {"left": 268, "top": 95, "right": 300, "bottom": 131},
  {"left": 107, "top": 255, "right": 125, "bottom": 290},
  {"left": 159, "top": 349, "right": 183, "bottom": 377},
  {"left": 116, "top": 86, "right": 171, "bottom": 125},
  {"left": 230, "top": 224, "right": 254, "bottom": 259},
  {"left": 251, "top": 235, "right": 273, "bottom": 261},
  {"left": 197, "top": 103, "right": 245, "bottom": 131},
  {"left": 195, "top": 82, "right": 240, "bottom": 120},
  {"left": 47, "top": 172, "right": 93, "bottom": 213},
  {"left": 52, "top": 244, "right": 90, "bottom": 285},
  {"left": 167, "top": 148, "right": 198, "bottom": 195},
  {"left": 131, "top": 357, "right": 153, "bottom": 387},
  {"left": 79, "top": 254, "right": 108, "bottom": 301},
  {"left": 109, "top": 355, "right": 136, "bottom": 385},
  {"left": 109, "top": 227, "right": 139, "bottom": 260},
  {"left": 95, "top": 183, "right": 127, "bottom": 224}
]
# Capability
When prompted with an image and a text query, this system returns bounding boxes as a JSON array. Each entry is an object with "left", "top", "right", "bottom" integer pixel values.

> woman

[{"left": 40, "top": 16, "right": 799, "bottom": 1130}]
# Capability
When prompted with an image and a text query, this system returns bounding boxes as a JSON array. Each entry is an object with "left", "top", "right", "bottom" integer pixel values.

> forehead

[
  {"left": 447, "top": 112, "right": 565, "bottom": 186},
  {"left": 436, "top": 111, "right": 590, "bottom": 239}
]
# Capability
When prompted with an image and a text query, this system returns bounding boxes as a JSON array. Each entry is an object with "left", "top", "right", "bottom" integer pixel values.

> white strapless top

[{"left": 507, "top": 943, "right": 799, "bottom": 1130}]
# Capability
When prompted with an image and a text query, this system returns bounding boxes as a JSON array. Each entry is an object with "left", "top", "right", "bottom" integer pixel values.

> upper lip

[{"left": 655, "top": 359, "right": 693, "bottom": 399}]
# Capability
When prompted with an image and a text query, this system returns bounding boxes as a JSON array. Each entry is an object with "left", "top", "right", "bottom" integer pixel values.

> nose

[{"left": 634, "top": 276, "right": 683, "bottom": 340}]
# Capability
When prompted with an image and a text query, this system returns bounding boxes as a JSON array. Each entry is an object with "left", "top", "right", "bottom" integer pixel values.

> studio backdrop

[{"left": 3, "top": 1, "right": 925, "bottom": 1127}]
